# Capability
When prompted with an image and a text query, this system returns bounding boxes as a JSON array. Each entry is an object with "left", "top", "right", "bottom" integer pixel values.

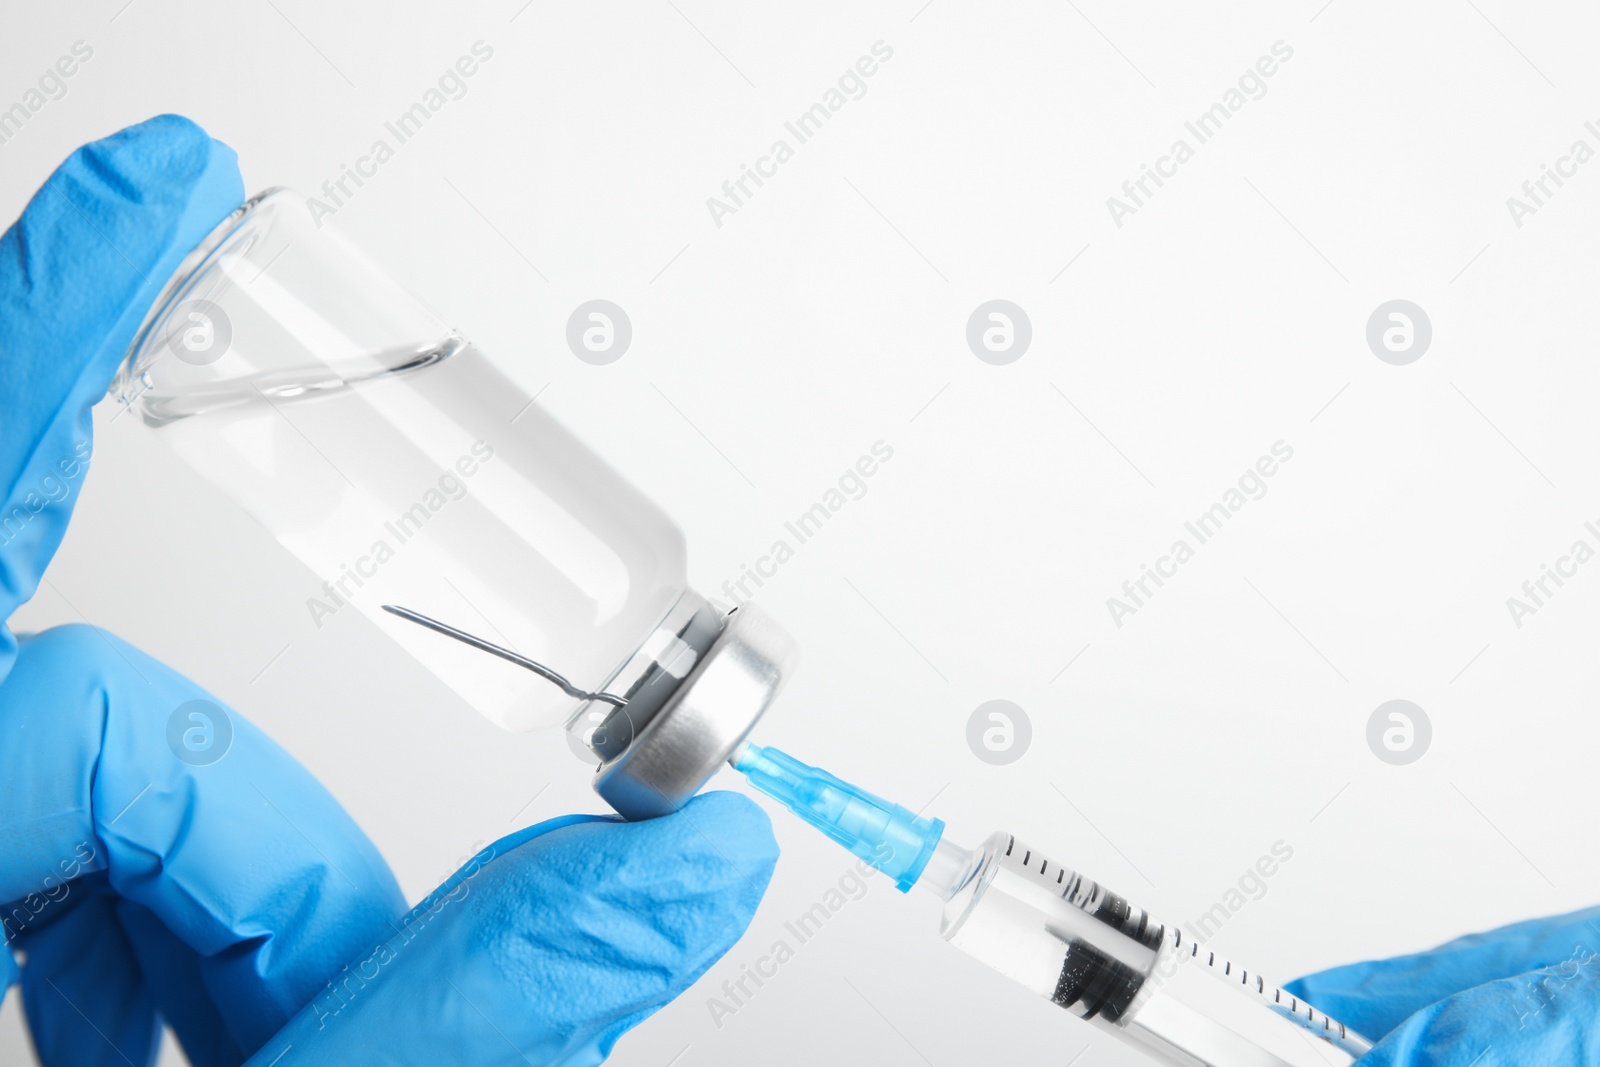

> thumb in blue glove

[{"left": 252, "top": 792, "right": 776, "bottom": 1067}]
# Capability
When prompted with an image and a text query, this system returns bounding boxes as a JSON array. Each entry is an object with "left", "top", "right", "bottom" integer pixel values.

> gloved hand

[
  {"left": 1287, "top": 906, "right": 1600, "bottom": 1064},
  {"left": 0, "top": 115, "right": 778, "bottom": 1067}
]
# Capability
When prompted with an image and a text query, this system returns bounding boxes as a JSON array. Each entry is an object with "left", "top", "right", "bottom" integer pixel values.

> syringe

[{"left": 732, "top": 742, "right": 1373, "bottom": 1067}]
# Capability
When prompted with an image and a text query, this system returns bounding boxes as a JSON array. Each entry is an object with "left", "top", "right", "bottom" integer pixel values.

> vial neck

[{"left": 567, "top": 589, "right": 727, "bottom": 763}]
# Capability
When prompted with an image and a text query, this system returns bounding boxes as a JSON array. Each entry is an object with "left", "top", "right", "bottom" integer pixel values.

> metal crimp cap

[{"left": 595, "top": 602, "right": 797, "bottom": 819}]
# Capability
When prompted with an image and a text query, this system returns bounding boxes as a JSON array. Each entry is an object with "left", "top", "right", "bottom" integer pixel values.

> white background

[{"left": 4, "top": 1, "right": 1600, "bottom": 1064}]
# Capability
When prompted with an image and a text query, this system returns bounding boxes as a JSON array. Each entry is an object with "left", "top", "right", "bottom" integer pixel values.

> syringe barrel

[{"left": 939, "top": 832, "right": 1370, "bottom": 1067}]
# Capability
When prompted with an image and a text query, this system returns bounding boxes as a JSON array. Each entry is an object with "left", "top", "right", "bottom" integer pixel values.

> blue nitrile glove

[
  {"left": 248, "top": 793, "right": 774, "bottom": 1065},
  {"left": 1287, "top": 906, "right": 1600, "bottom": 1064},
  {"left": 0, "top": 115, "right": 778, "bottom": 1067}
]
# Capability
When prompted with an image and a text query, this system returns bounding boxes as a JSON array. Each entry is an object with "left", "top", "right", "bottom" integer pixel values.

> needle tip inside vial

[{"left": 381, "top": 604, "right": 627, "bottom": 707}]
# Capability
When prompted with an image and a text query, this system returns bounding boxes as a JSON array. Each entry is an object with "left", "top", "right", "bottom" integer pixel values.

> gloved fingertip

[
  {"left": 1287, "top": 960, "right": 1452, "bottom": 1046},
  {"left": 76, "top": 114, "right": 216, "bottom": 192},
  {"left": 679, "top": 791, "right": 779, "bottom": 862},
  {"left": 1355, "top": 964, "right": 1600, "bottom": 1067},
  {"left": 666, "top": 792, "right": 780, "bottom": 903},
  {"left": 1281, "top": 974, "right": 1315, "bottom": 1000},
  {"left": 41, "top": 114, "right": 243, "bottom": 260},
  {"left": 0, "top": 115, "right": 246, "bottom": 641}
]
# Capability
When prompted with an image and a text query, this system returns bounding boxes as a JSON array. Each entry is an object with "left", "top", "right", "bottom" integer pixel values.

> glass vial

[{"left": 114, "top": 188, "right": 726, "bottom": 759}]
